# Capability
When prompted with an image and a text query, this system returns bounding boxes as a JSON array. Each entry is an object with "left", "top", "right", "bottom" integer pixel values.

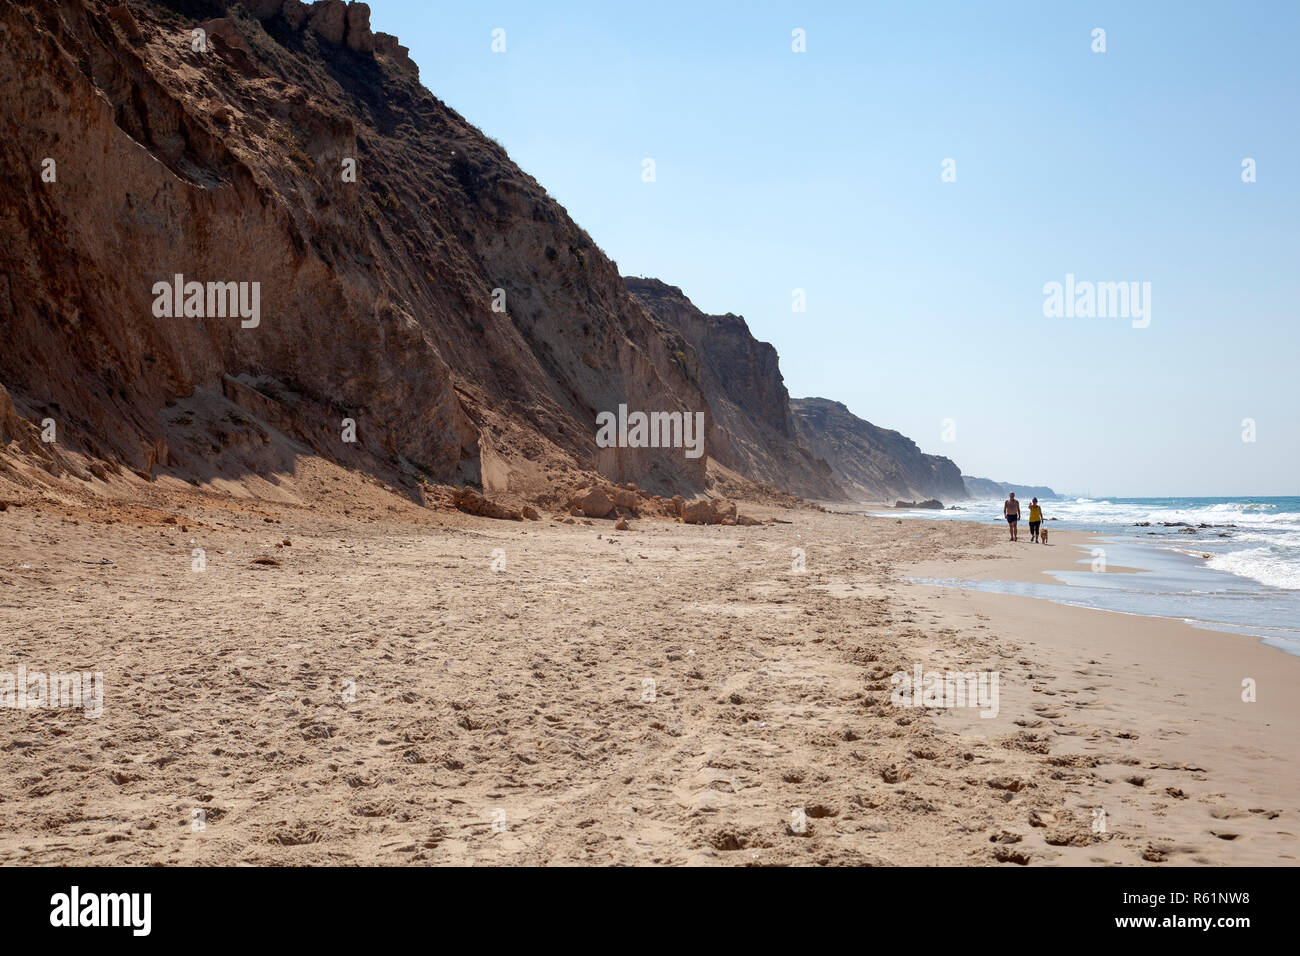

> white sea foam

[
  {"left": 1205, "top": 547, "right": 1300, "bottom": 591},
  {"left": 901, "top": 496, "right": 1300, "bottom": 647}
]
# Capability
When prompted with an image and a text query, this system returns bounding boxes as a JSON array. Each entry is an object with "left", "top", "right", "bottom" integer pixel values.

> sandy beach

[{"left": 2, "top": 473, "right": 1294, "bottom": 866}]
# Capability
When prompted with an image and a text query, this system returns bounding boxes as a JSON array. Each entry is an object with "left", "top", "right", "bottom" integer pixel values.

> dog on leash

[{"left": 1040, "top": 525, "right": 1049, "bottom": 544}]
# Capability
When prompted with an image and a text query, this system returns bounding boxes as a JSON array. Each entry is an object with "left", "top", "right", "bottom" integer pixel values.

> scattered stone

[
  {"left": 993, "top": 846, "right": 1031, "bottom": 865},
  {"left": 881, "top": 763, "right": 910, "bottom": 784},
  {"left": 1045, "top": 827, "right": 1095, "bottom": 847},
  {"left": 1028, "top": 809, "right": 1058, "bottom": 828}
]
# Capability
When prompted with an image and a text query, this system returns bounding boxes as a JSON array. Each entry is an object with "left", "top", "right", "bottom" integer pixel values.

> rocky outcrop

[
  {"left": 242, "top": 0, "right": 288, "bottom": 18},
  {"left": 344, "top": 2, "right": 375, "bottom": 54},
  {"left": 0, "top": 386, "right": 42, "bottom": 458},
  {"left": 307, "top": 0, "right": 346, "bottom": 46},
  {"left": 373, "top": 33, "right": 417, "bottom": 73},
  {"left": 626, "top": 278, "right": 844, "bottom": 501},
  {"left": 240, "top": 1, "right": 375, "bottom": 53},
  {"left": 281, "top": 1, "right": 309, "bottom": 30},
  {"left": 242, "top": 0, "right": 377, "bottom": 54},
  {"left": 791, "top": 399, "right": 967, "bottom": 503}
]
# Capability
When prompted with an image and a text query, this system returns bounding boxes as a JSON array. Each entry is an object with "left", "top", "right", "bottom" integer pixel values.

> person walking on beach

[
  {"left": 1028, "top": 497, "right": 1044, "bottom": 543},
  {"left": 1004, "top": 492, "right": 1021, "bottom": 541}
]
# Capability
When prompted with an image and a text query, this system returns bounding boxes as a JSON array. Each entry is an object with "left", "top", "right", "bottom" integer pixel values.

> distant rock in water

[{"left": 895, "top": 499, "right": 944, "bottom": 510}]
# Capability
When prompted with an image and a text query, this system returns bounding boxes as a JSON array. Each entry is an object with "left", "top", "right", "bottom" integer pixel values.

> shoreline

[
  {"left": 890, "top": 514, "right": 1300, "bottom": 864},
  {"left": 877, "top": 507, "right": 1300, "bottom": 658}
]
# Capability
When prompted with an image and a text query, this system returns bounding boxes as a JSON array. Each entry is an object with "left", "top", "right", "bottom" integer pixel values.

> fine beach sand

[{"left": 1, "top": 472, "right": 1296, "bottom": 865}]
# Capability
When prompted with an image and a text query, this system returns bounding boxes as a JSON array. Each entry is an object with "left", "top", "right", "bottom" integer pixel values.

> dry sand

[{"left": 1, "top": 476, "right": 1295, "bottom": 865}]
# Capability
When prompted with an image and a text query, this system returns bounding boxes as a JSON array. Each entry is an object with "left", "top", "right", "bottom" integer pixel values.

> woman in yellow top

[{"left": 1028, "top": 498, "right": 1044, "bottom": 543}]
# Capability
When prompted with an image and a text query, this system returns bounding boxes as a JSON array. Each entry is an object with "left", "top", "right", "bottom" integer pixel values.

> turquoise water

[{"left": 886, "top": 496, "right": 1300, "bottom": 656}]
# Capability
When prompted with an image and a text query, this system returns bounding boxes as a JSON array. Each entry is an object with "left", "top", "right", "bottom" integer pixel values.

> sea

[{"left": 879, "top": 496, "right": 1300, "bottom": 657}]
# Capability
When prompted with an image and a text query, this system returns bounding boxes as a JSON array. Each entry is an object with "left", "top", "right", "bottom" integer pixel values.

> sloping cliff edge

[{"left": 2, "top": 0, "right": 978, "bottom": 514}]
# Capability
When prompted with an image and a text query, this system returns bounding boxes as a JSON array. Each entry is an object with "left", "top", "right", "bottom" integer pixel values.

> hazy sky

[{"left": 371, "top": 1, "right": 1298, "bottom": 497}]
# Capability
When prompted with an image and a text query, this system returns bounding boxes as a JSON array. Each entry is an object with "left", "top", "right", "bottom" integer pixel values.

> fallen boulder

[
  {"left": 453, "top": 487, "right": 523, "bottom": 521},
  {"left": 609, "top": 487, "right": 640, "bottom": 513},
  {"left": 681, "top": 499, "right": 737, "bottom": 525},
  {"left": 571, "top": 487, "right": 615, "bottom": 519}
]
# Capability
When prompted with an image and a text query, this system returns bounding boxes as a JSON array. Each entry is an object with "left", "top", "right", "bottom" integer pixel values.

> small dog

[{"left": 1040, "top": 525, "right": 1049, "bottom": 545}]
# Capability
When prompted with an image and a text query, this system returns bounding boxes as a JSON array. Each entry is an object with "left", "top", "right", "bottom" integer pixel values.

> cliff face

[
  {"left": 625, "top": 278, "right": 843, "bottom": 501},
  {"left": 0, "top": 0, "right": 709, "bottom": 498},
  {"left": 1, "top": 0, "right": 974, "bottom": 511},
  {"left": 790, "top": 398, "right": 967, "bottom": 503}
]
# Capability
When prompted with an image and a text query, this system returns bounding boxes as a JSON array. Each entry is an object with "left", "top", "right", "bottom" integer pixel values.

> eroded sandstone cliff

[
  {"left": 790, "top": 398, "right": 967, "bottom": 503},
  {"left": 625, "top": 278, "right": 844, "bottom": 502},
  {"left": 1, "top": 0, "right": 972, "bottom": 513},
  {"left": 0, "top": 0, "right": 710, "bottom": 500}
]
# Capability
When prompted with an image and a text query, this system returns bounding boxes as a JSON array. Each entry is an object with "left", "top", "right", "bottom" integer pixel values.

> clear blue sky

[{"left": 370, "top": 1, "right": 1298, "bottom": 497}]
